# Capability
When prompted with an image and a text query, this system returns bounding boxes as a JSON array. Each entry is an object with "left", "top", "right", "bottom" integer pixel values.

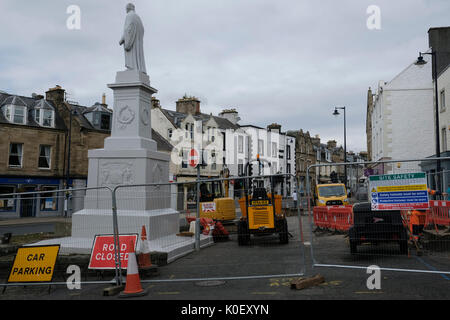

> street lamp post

[
  {"left": 416, "top": 50, "right": 441, "bottom": 192},
  {"left": 333, "top": 107, "right": 347, "bottom": 188},
  {"left": 65, "top": 108, "right": 77, "bottom": 217}
]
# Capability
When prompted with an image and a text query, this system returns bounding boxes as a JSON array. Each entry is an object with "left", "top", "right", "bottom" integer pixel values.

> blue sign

[{"left": 0, "top": 177, "right": 62, "bottom": 185}]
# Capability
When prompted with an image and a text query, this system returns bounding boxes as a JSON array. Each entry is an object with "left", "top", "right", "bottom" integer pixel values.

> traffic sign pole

[{"left": 195, "top": 164, "right": 200, "bottom": 251}]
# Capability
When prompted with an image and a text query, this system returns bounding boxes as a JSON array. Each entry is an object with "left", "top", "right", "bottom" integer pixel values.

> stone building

[
  {"left": 0, "top": 85, "right": 172, "bottom": 218},
  {"left": 369, "top": 54, "right": 434, "bottom": 175},
  {"left": 151, "top": 96, "right": 242, "bottom": 210},
  {"left": 287, "top": 130, "right": 317, "bottom": 196},
  {"left": 366, "top": 87, "right": 374, "bottom": 162}
]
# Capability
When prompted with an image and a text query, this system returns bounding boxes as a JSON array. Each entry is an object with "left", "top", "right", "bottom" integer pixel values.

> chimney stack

[
  {"left": 102, "top": 93, "right": 106, "bottom": 105},
  {"left": 327, "top": 140, "right": 337, "bottom": 149},
  {"left": 176, "top": 95, "right": 200, "bottom": 115},
  {"left": 151, "top": 97, "right": 161, "bottom": 109},
  {"left": 218, "top": 108, "right": 240, "bottom": 125},
  {"left": 45, "top": 85, "right": 65, "bottom": 105},
  {"left": 267, "top": 123, "right": 282, "bottom": 133}
]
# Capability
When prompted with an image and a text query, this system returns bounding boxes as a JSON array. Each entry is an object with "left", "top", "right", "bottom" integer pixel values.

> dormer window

[
  {"left": 33, "top": 100, "right": 55, "bottom": 128},
  {"left": 34, "top": 108, "right": 55, "bottom": 127},
  {"left": 83, "top": 102, "right": 112, "bottom": 131},
  {"left": 1, "top": 96, "right": 28, "bottom": 125},
  {"left": 3, "top": 105, "right": 26, "bottom": 124}
]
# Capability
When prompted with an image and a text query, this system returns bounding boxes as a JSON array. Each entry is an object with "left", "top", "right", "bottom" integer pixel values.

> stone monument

[{"left": 35, "top": 3, "right": 213, "bottom": 263}]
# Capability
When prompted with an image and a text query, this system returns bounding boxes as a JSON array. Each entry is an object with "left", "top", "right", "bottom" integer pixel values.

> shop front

[{"left": 0, "top": 177, "right": 65, "bottom": 219}]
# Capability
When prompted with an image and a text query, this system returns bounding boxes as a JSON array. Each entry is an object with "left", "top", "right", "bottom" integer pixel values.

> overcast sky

[{"left": 1, "top": 0, "right": 449, "bottom": 152}]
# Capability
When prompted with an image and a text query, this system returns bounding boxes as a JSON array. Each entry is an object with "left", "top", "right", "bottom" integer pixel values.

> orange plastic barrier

[
  {"left": 313, "top": 206, "right": 330, "bottom": 229},
  {"left": 429, "top": 200, "right": 450, "bottom": 226},
  {"left": 313, "top": 205, "right": 353, "bottom": 231},
  {"left": 328, "top": 206, "right": 353, "bottom": 231}
]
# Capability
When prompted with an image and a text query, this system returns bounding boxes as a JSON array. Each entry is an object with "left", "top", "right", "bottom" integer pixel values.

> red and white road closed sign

[
  {"left": 88, "top": 234, "right": 138, "bottom": 270},
  {"left": 188, "top": 148, "right": 199, "bottom": 168}
]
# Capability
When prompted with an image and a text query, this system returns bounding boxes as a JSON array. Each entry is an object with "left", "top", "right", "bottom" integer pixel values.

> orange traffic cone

[
  {"left": 119, "top": 239, "right": 148, "bottom": 298},
  {"left": 138, "top": 225, "right": 152, "bottom": 269}
]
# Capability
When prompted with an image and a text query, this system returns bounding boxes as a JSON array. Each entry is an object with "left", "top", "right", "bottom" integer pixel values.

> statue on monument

[{"left": 119, "top": 3, "right": 147, "bottom": 74}]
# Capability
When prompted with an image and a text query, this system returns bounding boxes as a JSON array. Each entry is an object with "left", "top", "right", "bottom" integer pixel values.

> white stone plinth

[{"left": 33, "top": 70, "right": 215, "bottom": 262}]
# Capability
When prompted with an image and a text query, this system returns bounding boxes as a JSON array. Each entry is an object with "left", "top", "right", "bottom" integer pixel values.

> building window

[
  {"left": 34, "top": 108, "right": 55, "bottom": 128},
  {"left": 287, "top": 163, "right": 291, "bottom": 174},
  {"left": 2, "top": 105, "right": 27, "bottom": 125},
  {"left": 238, "top": 160, "right": 244, "bottom": 176},
  {"left": 258, "top": 139, "right": 264, "bottom": 156},
  {"left": 207, "top": 127, "right": 215, "bottom": 142},
  {"left": 168, "top": 128, "right": 173, "bottom": 139},
  {"left": 43, "top": 109, "right": 54, "bottom": 127},
  {"left": 182, "top": 149, "right": 188, "bottom": 168},
  {"left": 38, "top": 145, "right": 51, "bottom": 169},
  {"left": 211, "top": 150, "right": 216, "bottom": 170},
  {"left": 287, "top": 144, "right": 291, "bottom": 160},
  {"left": 272, "top": 142, "right": 277, "bottom": 157},
  {"left": 9, "top": 143, "right": 23, "bottom": 168},
  {"left": 442, "top": 127, "right": 447, "bottom": 152},
  {"left": 0, "top": 186, "right": 16, "bottom": 212},
  {"left": 272, "top": 162, "right": 277, "bottom": 174},
  {"left": 100, "top": 114, "right": 111, "bottom": 130},
  {"left": 440, "top": 89, "right": 446, "bottom": 112},
  {"left": 238, "top": 136, "right": 244, "bottom": 154},
  {"left": 202, "top": 149, "right": 208, "bottom": 165},
  {"left": 14, "top": 106, "right": 26, "bottom": 124},
  {"left": 40, "top": 186, "right": 58, "bottom": 211}
]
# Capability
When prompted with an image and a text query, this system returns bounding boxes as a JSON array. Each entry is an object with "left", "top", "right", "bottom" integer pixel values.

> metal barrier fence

[
  {"left": 0, "top": 173, "right": 306, "bottom": 289},
  {"left": 0, "top": 186, "right": 119, "bottom": 288},
  {"left": 111, "top": 173, "right": 306, "bottom": 284},
  {"left": 306, "top": 157, "right": 450, "bottom": 276}
]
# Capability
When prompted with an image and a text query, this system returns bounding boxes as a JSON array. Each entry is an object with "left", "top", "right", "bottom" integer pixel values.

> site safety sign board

[
  {"left": 88, "top": 234, "right": 138, "bottom": 270},
  {"left": 369, "top": 172, "right": 429, "bottom": 211},
  {"left": 8, "top": 245, "right": 60, "bottom": 283}
]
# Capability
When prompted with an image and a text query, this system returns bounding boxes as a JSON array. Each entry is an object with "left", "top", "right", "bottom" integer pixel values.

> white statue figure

[{"left": 119, "top": 3, "right": 147, "bottom": 74}]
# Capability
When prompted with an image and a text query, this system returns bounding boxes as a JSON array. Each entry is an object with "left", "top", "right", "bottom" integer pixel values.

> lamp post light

[
  {"left": 333, "top": 106, "right": 347, "bottom": 188},
  {"left": 416, "top": 50, "right": 441, "bottom": 192}
]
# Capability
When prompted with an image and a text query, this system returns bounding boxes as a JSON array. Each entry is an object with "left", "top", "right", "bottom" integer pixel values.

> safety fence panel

[
  {"left": 111, "top": 174, "right": 306, "bottom": 282},
  {"left": 307, "top": 158, "right": 450, "bottom": 276},
  {"left": 0, "top": 186, "right": 122, "bottom": 289}
]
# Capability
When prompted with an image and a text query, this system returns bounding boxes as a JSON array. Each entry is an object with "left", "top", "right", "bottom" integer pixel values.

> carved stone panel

[
  {"left": 100, "top": 161, "right": 135, "bottom": 186},
  {"left": 116, "top": 105, "right": 135, "bottom": 130}
]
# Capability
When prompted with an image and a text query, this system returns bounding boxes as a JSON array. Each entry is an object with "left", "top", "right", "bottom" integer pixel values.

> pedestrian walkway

[{"left": 0, "top": 216, "right": 71, "bottom": 237}]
